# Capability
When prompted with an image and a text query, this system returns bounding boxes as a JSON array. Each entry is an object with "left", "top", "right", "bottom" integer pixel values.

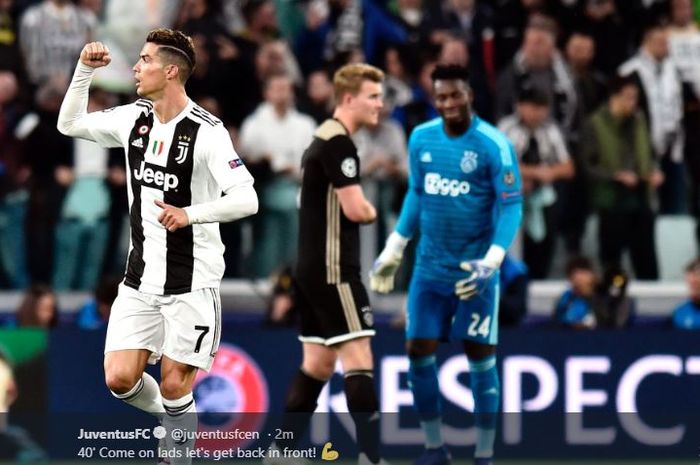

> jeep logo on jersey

[
  {"left": 133, "top": 160, "right": 179, "bottom": 191},
  {"left": 424, "top": 172, "right": 470, "bottom": 197}
]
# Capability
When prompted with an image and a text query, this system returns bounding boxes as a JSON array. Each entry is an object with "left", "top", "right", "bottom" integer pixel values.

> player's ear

[
  {"left": 341, "top": 91, "right": 353, "bottom": 107},
  {"left": 165, "top": 63, "right": 179, "bottom": 81}
]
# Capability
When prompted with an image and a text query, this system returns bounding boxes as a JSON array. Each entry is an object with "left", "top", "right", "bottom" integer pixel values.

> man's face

[
  {"left": 522, "top": 28, "right": 555, "bottom": 69},
  {"left": 439, "top": 40, "right": 468, "bottom": 67},
  {"left": 347, "top": 80, "right": 383, "bottom": 127},
  {"left": 307, "top": 71, "right": 332, "bottom": 103},
  {"left": 644, "top": 28, "right": 669, "bottom": 60},
  {"left": 570, "top": 268, "right": 596, "bottom": 297},
  {"left": 517, "top": 101, "right": 549, "bottom": 129},
  {"left": 566, "top": 34, "right": 595, "bottom": 69},
  {"left": 265, "top": 76, "right": 293, "bottom": 109},
  {"left": 612, "top": 84, "right": 639, "bottom": 117},
  {"left": 672, "top": 0, "right": 693, "bottom": 26},
  {"left": 133, "top": 42, "right": 169, "bottom": 98},
  {"left": 433, "top": 79, "right": 471, "bottom": 126}
]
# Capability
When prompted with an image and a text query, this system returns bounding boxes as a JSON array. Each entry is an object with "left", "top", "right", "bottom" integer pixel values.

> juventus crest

[{"left": 176, "top": 135, "right": 191, "bottom": 164}]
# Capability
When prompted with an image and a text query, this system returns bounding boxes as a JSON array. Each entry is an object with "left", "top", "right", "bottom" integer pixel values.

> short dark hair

[
  {"left": 430, "top": 64, "right": 469, "bottom": 83},
  {"left": 241, "top": 0, "right": 270, "bottom": 24},
  {"left": 526, "top": 14, "right": 558, "bottom": 38},
  {"left": 608, "top": 74, "right": 638, "bottom": 96},
  {"left": 566, "top": 256, "right": 594, "bottom": 276},
  {"left": 517, "top": 86, "right": 550, "bottom": 106},
  {"left": 146, "top": 28, "right": 196, "bottom": 83},
  {"left": 642, "top": 19, "right": 668, "bottom": 40}
]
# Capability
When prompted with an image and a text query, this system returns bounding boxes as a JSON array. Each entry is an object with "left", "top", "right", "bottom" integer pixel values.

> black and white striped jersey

[{"left": 78, "top": 98, "right": 253, "bottom": 294}]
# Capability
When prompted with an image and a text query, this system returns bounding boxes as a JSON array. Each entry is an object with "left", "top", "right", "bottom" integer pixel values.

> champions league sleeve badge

[{"left": 503, "top": 171, "right": 516, "bottom": 186}]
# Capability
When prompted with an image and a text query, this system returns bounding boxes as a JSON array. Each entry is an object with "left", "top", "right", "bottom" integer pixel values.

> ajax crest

[{"left": 460, "top": 151, "right": 478, "bottom": 173}]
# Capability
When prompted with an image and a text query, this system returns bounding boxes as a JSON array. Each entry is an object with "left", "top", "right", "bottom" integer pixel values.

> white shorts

[{"left": 105, "top": 284, "right": 222, "bottom": 371}]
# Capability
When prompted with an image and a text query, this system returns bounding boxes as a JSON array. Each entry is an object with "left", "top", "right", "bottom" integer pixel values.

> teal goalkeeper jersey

[{"left": 400, "top": 115, "right": 523, "bottom": 283}]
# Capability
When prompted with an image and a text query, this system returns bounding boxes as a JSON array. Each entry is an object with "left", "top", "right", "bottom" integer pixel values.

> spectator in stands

[
  {"left": 22, "top": 77, "right": 73, "bottom": 285},
  {"left": 0, "top": 0, "right": 28, "bottom": 94},
  {"left": 0, "top": 70, "right": 29, "bottom": 289},
  {"left": 393, "top": 0, "right": 425, "bottom": 42},
  {"left": 560, "top": 30, "right": 607, "bottom": 255},
  {"left": 14, "top": 284, "right": 58, "bottom": 329},
  {"left": 667, "top": 0, "right": 700, "bottom": 250},
  {"left": 239, "top": 73, "right": 316, "bottom": 277},
  {"left": 52, "top": 87, "right": 116, "bottom": 291},
  {"left": 298, "top": 67, "right": 335, "bottom": 124},
  {"left": 239, "top": 0, "right": 279, "bottom": 46},
  {"left": 381, "top": 46, "right": 414, "bottom": 115},
  {"left": 574, "top": 0, "right": 634, "bottom": 78},
  {"left": 352, "top": 99, "right": 408, "bottom": 249},
  {"left": 421, "top": 0, "right": 496, "bottom": 86},
  {"left": 438, "top": 34, "right": 493, "bottom": 121},
  {"left": 218, "top": 0, "right": 285, "bottom": 125},
  {"left": 294, "top": 0, "right": 408, "bottom": 73},
  {"left": 554, "top": 256, "right": 598, "bottom": 329},
  {"left": 95, "top": 0, "right": 181, "bottom": 93},
  {"left": 498, "top": 87, "right": 573, "bottom": 278},
  {"left": 100, "top": 0, "right": 180, "bottom": 76},
  {"left": 492, "top": 0, "right": 557, "bottom": 72},
  {"left": 76, "top": 274, "right": 121, "bottom": 330},
  {"left": 19, "top": 0, "right": 96, "bottom": 87},
  {"left": 265, "top": 265, "right": 297, "bottom": 327},
  {"left": 668, "top": 0, "right": 700, "bottom": 97},
  {"left": 243, "top": 38, "right": 304, "bottom": 124},
  {"left": 499, "top": 254, "right": 529, "bottom": 327},
  {"left": 619, "top": 22, "right": 685, "bottom": 214},
  {"left": 0, "top": 350, "right": 46, "bottom": 461},
  {"left": 581, "top": 75, "right": 662, "bottom": 280},
  {"left": 392, "top": 55, "right": 439, "bottom": 135},
  {"left": 101, "top": 146, "right": 127, "bottom": 277},
  {"left": 671, "top": 257, "right": 700, "bottom": 329},
  {"left": 178, "top": 0, "right": 249, "bottom": 128},
  {"left": 565, "top": 30, "right": 607, "bottom": 120},
  {"left": 496, "top": 15, "right": 579, "bottom": 142},
  {"left": 593, "top": 265, "right": 634, "bottom": 328}
]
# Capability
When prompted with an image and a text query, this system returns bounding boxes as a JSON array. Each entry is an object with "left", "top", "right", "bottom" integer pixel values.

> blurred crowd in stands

[{"left": 4, "top": 0, "right": 700, "bottom": 326}]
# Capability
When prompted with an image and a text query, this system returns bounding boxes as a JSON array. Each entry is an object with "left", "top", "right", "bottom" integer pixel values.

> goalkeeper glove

[
  {"left": 370, "top": 232, "right": 409, "bottom": 293},
  {"left": 454, "top": 245, "right": 506, "bottom": 300}
]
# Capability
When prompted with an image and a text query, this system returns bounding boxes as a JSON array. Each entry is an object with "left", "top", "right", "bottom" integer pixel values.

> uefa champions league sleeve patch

[
  {"left": 228, "top": 159, "right": 244, "bottom": 169},
  {"left": 341, "top": 157, "right": 357, "bottom": 178},
  {"left": 503, "top": 171, "right": 515, "bottom": 186}
]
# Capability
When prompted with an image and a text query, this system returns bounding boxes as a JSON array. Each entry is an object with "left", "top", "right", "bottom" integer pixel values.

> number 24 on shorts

[{"left": 467, "top": 313, "right": 491, "bottom": 338}]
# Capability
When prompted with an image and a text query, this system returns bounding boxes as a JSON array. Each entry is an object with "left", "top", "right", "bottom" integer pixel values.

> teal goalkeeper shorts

[{"left": 405, "top": 274, "right": 499, "bottom": 345}]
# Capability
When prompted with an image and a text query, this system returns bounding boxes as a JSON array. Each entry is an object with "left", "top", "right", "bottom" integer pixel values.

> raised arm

[{"left": 57, "top": 42, "right": 114, "bottom": 141}]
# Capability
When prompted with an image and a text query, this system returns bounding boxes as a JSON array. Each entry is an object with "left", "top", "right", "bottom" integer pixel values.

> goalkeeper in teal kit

[{"left": 370, "top": 65, "right": 522, "bottom": 465}]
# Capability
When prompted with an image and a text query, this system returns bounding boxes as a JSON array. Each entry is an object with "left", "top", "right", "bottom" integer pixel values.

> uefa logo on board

[{"left": 193, "top": 343, "right": 269, "bottom": 450}]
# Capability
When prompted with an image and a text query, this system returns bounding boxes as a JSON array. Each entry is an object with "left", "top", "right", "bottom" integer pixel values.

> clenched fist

[{"left": 80, "top": 42, "right": 112, "bottom": 68}]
